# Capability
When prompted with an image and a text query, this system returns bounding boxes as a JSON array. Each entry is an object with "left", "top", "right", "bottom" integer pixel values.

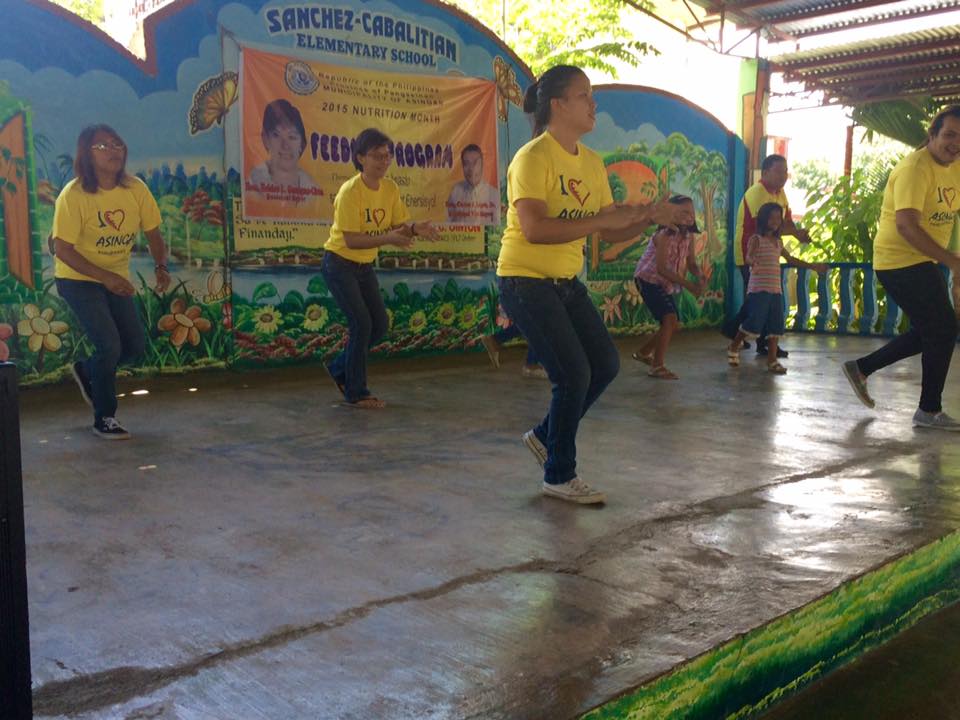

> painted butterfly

[
  {"left": 493, "top": 56, "right": 523, "bottom": 122},
  {"left": 188, "top": 71, "right": 239, "bottom": 135}
]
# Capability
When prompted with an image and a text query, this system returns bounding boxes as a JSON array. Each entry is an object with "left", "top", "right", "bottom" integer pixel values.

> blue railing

[{"left": 731, "top": 262, "right": 954, "bottom": 337}]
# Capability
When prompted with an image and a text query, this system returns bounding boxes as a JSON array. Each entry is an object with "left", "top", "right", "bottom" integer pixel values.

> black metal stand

[{"left": 0, "top": 362, "right": 32, "bottom": 718}]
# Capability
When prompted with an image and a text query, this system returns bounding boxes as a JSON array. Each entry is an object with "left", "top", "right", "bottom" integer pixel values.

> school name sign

[{"left": 265, "top": 5, "right": 460, "bottom": 68}]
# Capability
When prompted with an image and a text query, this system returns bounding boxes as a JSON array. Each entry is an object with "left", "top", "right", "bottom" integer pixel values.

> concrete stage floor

[{"left": 17, "top": 331, "right": 960, "bottom": 719}]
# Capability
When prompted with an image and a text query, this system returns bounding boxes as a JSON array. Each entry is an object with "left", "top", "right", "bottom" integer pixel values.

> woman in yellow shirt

[
  {"left": 842, "top": 105, "right": 960, "bottom": 430},
  {"left": 498, "top": 65, "right": 682, "bottom": 504},
  {"left": 322, "top": 128, "right": 439, "bottom": 408},
  {"left": 53, "top": 125, "right": 170, "bottom": 439}
]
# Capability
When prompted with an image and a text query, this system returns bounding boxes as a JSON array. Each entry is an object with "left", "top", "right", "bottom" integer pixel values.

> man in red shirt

[{"left": 722, "top": 154, "right": 811, "bottom": 357}]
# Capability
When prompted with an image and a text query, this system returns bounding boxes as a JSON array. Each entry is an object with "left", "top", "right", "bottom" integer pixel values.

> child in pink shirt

[{"left": 632, "top": 195, "right": 706, "bottom": 379}]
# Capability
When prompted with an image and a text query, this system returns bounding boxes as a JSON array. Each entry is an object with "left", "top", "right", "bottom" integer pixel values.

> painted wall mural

[{"left": 0, "top": 0, "right": 745, "bottom": 384}]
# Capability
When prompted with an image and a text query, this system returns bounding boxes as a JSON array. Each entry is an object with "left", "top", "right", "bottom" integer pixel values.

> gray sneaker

[
  {"left": 542, "top": 476, "right": 606, "bottom": 504},
  {"left": 842, "top": 360, "right": 875, "bottom": 409},
  {"left": 913, "top": 409, "right": 960, "bottom": 431},
  {"left": 521, "top": 429, "right": 547, "bottom": 468}
]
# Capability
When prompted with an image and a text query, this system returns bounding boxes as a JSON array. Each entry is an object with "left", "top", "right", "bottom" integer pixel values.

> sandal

[
  {"left": 631, "top": 350, "right": 654, "bottom": 365},
  {"left": 727, "top": 349, "right": 740, "bottom": 366},
  {"left": 341, "top": 396, "right": 387, "bottom": 409},
  {"left": 648, "top": 365, "right": 678, "bottom": 380},
  {"left": 767, "top": 361, "right": 787, "bottom": 375}
]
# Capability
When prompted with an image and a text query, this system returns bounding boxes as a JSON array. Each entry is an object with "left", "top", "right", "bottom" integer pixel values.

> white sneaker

[
  {"left": 542, "top": 476, "right": 606, "bottom": 504},
  {"left": 913, "top": 409, "right": 960, "bottom": 431},
  {"left": 522, "top": 430, "right": 547, "bottom": 468}
]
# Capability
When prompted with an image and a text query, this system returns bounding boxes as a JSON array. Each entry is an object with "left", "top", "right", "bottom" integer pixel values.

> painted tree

[
  {"left": 180, "top": 190, "right": 225, "bottom": 266},
  {"left": 654, "top": 133, "right": 727, "bottom": 258},
  {"left": 448, "top": 0, "right": 657, "bottom": 77}
]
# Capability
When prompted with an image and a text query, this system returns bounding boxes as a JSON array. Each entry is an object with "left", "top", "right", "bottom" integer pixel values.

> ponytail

[{"left": 523, "top": 65, "right": 585, "bottom": 137}]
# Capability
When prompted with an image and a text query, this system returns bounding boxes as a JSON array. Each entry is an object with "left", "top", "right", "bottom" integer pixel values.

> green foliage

[
  {"left": 791, "top": 158, "right": 835, "bottom": 201},
  {"left": 307, "top": 275, "right": 329, "bottom": 296},
  {"left": 252, "top": 282, "right": 279, "bottom": 303},
  {"left": 608, "top": 172, "right": 627, "bottom": 203},
  {"left": 447, "top": 0, "right": 658, "bottom": 77},
  {"left": 0, "top": 144, "right": 26, "bottom": 196},
  {"left": 852, "top": 98, "right": 942, "bottom": 148},
  {"left": 801, "top": 166, "right": 894, "bottom": 263},
  {"left": 50, "top": 0, "right": 104, "bottom": 24}
]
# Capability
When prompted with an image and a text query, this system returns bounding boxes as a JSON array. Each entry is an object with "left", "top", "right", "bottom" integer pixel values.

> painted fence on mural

[{"left": 0, "top": 0, "right": 744, "bottom": 384}]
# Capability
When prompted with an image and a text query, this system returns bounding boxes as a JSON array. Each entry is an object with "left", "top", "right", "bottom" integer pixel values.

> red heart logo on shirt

[
  {"left": 943, "top": 187, "right": 957, "bottom": 209},
  {"left": 568, "top": 178, "right": 590, "bottom": 207},
  {"left": 372, "top": 208, "right": 386, "bottom": 227},
  {"left": 104, "top": 210, "right": 125, "bottom": 231}
]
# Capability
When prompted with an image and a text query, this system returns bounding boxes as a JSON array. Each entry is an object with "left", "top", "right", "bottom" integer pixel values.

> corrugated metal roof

[
  {"left": 771, "top": 24, "right": 960, "bottom": 104},
  {"left": 687, "top": 0, "right": 960, "bottom": 37},
  {"left": 678, "top": 1, "right": 960, "bottom": 105}
]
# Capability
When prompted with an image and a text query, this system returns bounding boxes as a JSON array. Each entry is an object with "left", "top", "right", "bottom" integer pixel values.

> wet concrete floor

[{"left": 17, "top": 331, "right": 960, "bottom": 719}]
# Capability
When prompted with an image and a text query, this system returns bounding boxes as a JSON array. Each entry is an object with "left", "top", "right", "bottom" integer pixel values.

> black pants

[{"left": 857, "top": 262, "right": 958, "bottom": 413}]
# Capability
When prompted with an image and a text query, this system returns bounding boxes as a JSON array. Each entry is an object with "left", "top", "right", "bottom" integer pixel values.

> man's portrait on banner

[{"left": 445, "top": 144, "right": 500, "bottom": 225}]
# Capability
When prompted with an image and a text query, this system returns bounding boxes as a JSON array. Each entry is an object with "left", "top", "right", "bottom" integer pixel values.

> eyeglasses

[
  {"left": 91, "top": 142, "right": 125, "bottom": 152},
  {"left": 366, "top": 151, "right": 393, "bottom": 162}
]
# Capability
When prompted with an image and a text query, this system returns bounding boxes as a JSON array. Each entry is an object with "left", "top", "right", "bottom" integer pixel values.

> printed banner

[
  {"left": 232, "top": 198, "right": 326, "bottom": 252},
  {"left": 241, "top": 47, "right": 500, "bottom": 226}
]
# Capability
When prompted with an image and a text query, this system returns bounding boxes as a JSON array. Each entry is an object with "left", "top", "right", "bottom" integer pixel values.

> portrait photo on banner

[{"left": 240, "top": 47, "right": 499, "bottom": 227}]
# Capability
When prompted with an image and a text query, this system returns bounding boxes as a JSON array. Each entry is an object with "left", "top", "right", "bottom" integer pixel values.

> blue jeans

[
  {"left": 497, "top": 276, "right": 620, "bottom": 484},
  {"left": 321, "top": 251, "right": 388, "bottom": 402},
  {"left": 492, "top": 324, "right": 537, "bottom": 365},
  {"left": 56, "top": 278, "right": 145, "bottom": 422}
]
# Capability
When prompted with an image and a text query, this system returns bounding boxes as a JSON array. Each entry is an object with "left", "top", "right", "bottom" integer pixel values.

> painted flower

[
  {"left": 600, "top": 294, "right": 624, "bottom": 325},
  {"left": 386, "top": 308, "right": 395, "bottom": 331},
  {"left": 435, "top": 302, "right": 456, "bottom": 326},
  {"left": 0, "top": 322, "right": 13, "bottom": 361},
  {"left": 253, "top": 305, "right": 282, "bottom": 335},
  {"left": 623, "top": 279, "right": 642, "bottom": 306},
  {"left": 303, "top": 304, "right": 329, "bottom": 332},
  {"left": 17, "top": 304, "right": 69, "bottom": 353},
  {"left": 408, "top": 310, "right": 427, "bottom": 332},
  {"left": 158, "top": 298, "right": 212, "bottom": 348},
  {"left": 221, "top": 302, "right": 233, "bottom": 330},
  {"left": 458, "top": 305, "right": 479, "bottom": 329}
]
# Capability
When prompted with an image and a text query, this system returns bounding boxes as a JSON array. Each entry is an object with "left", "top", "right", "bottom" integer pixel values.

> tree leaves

[
  {"left": 448, "top": 0, "right": 658, "bottom": 78},
  {"left": 852, "top": 98, "right": 941, "bottom": 148}
]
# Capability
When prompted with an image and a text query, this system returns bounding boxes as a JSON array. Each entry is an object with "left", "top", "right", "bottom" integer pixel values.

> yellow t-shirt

[
  {"left": 324, "top": 174, "right": 410, "bottom": 264},
  {"left": 53, "top": 177, "right": 162, "bottom": 282},
  {"left": 497, "top": 132, "right": 614, "bottom": 279},
  {"left": 733, "top": 181, "right": 791, "bottom": 266},
  {"left": 873, "top": 148, "right": 960, "bottom": 271}
]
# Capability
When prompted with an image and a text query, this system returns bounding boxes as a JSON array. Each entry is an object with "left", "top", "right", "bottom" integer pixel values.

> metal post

[{"left": 0, "top": 362, "right": 32, "bottom": 719}]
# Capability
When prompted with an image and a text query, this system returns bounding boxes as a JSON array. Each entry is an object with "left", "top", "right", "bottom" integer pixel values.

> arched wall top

[{"left": 593, "top": 83, "right": 732, "bottom": 139}]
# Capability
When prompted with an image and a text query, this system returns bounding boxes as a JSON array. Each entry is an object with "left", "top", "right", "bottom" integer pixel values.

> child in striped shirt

[{"left": 726, "top": 202, "right": 827, "bottom": 373}]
